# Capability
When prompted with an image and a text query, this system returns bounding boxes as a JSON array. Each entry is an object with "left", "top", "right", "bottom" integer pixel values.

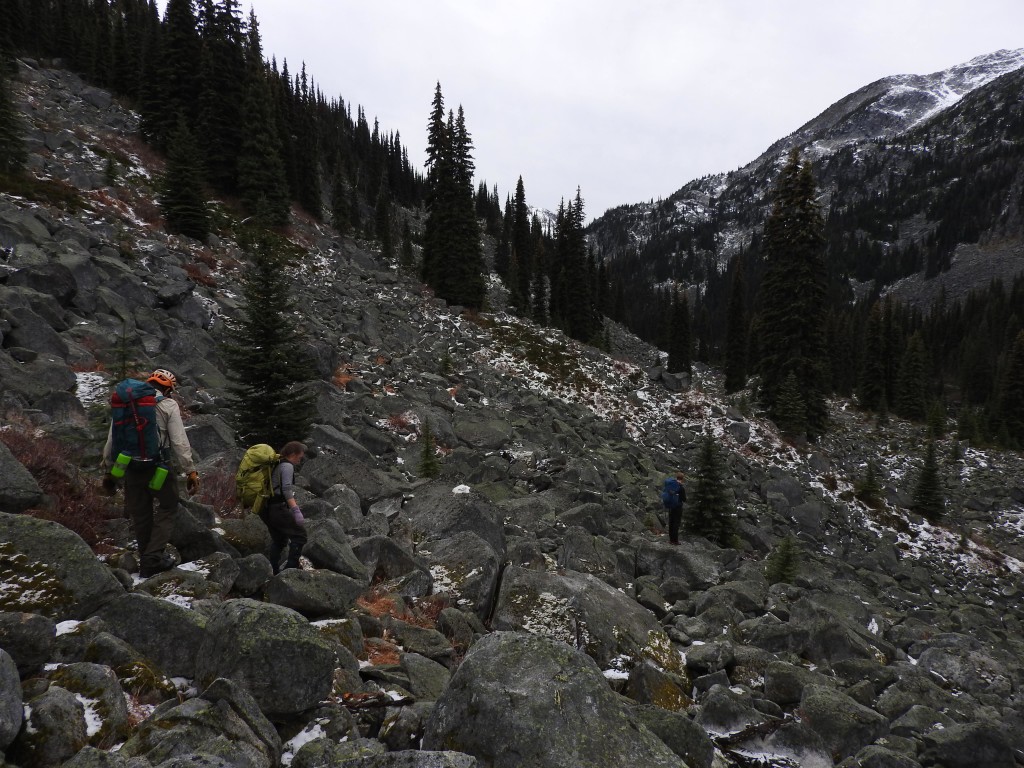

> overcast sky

[{"left": 222, "top": 1, "right": 1024, "bottom": 220}]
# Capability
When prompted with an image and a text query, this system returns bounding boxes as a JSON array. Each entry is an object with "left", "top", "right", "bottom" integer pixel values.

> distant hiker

[
  {"left": 102, "top": 368, "right": 199, "bottom": 577},
  {"left": 661, "top": 472, "right": 687, "bottom": 545},
  {"left": 260, "top": 441, "right": 308, "bottom": 574}
]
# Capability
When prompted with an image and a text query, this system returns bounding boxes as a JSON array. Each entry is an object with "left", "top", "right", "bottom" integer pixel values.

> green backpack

[{"left": 235, "top": 444, "right": 280, "bottom": 515}]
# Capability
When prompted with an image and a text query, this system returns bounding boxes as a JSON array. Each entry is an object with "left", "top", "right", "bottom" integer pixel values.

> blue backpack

[
  {"left": 661, "top": 477, "right": 682, "bottom": 509},
  {"left": 110, "top": 379, "right": 163, "bottom": 462}
]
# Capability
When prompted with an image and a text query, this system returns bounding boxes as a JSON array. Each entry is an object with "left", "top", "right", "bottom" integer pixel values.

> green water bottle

[
  {"left": 110, "top": 452, "right": 131, "bottom": 479},
  {"left": 148, "top": 465, "right": 169, "bottom": 491}
]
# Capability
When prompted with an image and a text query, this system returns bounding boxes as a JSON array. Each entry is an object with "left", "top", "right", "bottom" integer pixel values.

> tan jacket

[{"left": 103, "top": 396, "right": 196, "bottom": 475}]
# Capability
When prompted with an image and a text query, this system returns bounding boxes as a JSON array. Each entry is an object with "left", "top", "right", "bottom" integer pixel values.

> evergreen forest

[{"left": 4, "top": 0, "right": 1024, "bottom": 449}]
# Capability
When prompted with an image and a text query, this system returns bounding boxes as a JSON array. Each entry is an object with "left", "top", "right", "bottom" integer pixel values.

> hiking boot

[{"left": 139, "top": 554, "right": 176, "bottom": 578}]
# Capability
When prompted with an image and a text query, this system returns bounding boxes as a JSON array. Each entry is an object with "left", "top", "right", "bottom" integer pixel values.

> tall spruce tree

[
  {"left": 236, "top": 11, "right": 289, "bottom": 226},
  {"left": 757, "top": 148, "right": 830, "bottom": 439},
  {"left": 421, "top": 86, "right": 484, "bottom": 309},
  {"left": 196, "top": 0, "right": 246, "bottom": 193},
  {"left": 895, "top": 331, "right": 928, "bottom": 421},
  {"left": 858, "top": 300, "right": 887, "bottom": 411},
  {"left": 512, "top": 176, "right": 532, "bottom": 313},
  {"left": 724, "top": 261, "right": 748, "bottom": 393},
  {"left": 667, "top": 290, "right": 691, "bottom": 376},
  {"left": 999, "top": 329, "right": 1024, "bottom": 447},
  {"left": 912, "top": 439, "right": 944, "bottom": 522},
  {"left": 0, "top": 58, "right": 25, "bottom": 176},
  {"left": 222, "top": 232, "right": 316, "bottom": 446},
  {"left": 142, "top": 0, "right": 201, "bottom": 149},
  {"left": 159, "top": 116, "right": 209, "bottom": 240},
  {"left": 685, "top": 433, "right": 736, "bottom": 547}
]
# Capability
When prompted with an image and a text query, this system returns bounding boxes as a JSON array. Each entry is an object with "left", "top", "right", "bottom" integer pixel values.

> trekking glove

[
  {"left": 292, "top": 506, "right": 305, "bottom": 525},
  {"left": 186, "top": 472, "right": 200, "bottom": 496},
  {"left": 100, "top": 475, "right": 117, "bottom": 496}
]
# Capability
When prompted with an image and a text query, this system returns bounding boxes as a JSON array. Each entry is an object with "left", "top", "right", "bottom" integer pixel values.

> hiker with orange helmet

[{"left": 102, "top": 367, "right": 199, "bottom": 577}]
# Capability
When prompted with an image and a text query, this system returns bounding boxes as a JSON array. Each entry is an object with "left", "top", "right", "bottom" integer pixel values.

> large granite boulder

[
  {"left": 422, "top": 632, "right": 686, "bottom": 767},
  {"left": 93, "top": 592, "right": 208, "bottom": 678},
  {"left": 492, "top": 566, "right": 680, "bottom": 671},
  {"left": 194, "top": 598, "right": 339, "bottom": 717},
  {"left": 0, "top": 442, "right": 44, "bottom": 512},
  {"left": 0, "top": 512, "right": 123, "bottom": 620}
]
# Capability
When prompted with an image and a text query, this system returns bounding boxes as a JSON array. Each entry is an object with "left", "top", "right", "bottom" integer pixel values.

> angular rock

[
  {"left": 0, "top": 649, "right": 21, "bottom": 752},
  {"left": 10, "top": 685, "right": 88, "bottom": 768},
  {"left": 630, "top": 704, "right": 715, "bottom": 768},
  {"left": 303, "top": 518, "right": 369, "bottom": 580},
  {"left": 422, "top": 632, "right": 686, "bottom": 767},
  {"left": 0, "top": 611, "right": 56, "bottom": 677},
  {"left": 0, "top": 442, "right": 45, "bottom": 512},
  {"left": 264, "top": 567, "right": 366, "bottom": 619},
  {"left": 493, "top": 566, "right": 680, "bottom": 671},
  {"left": 194, "top": 599, "right": 338, "bottom": 717},
  {"left": 800, "top": 684, "right": 890, "bottom": 760},
  {"left": 0, "top": 513, "right": 123, "bottom": 620},
  {"left": 419, "top": 530, "right": 500, "bottom": 619},
  {"left": 93, "top": 592, "right": 207, "bottom": 678}
]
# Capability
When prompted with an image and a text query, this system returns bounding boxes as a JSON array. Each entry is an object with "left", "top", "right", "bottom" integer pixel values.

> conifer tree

[
  {"left": 724, "top": 262, "right": 748, "bottom": 393},
  {"left": 222, "top": 232, "right": 316, "bottom": 446},
  {"left": 912, "top": 439, "right": 944, "bottom": 522},
  {"left": 998, "top": 329, "right": 1024, "bottom": 447},
  {"left": 512, "top": 176, "right": 533, "bottom": 313},
  {"left": 858, "top": 301, "right": 886, "bottom": 411},
  {"left": 421, "top": 87, "right": 484, "bottom": 309},
  {"left": 196, "top": 0, "right": 246, "bottom": 193},
  {"left": 895, "top": 331, "right": 928, "bottom": 421},
  {"left": 685, "top": 433, "right": 736, "bottom": 547},
  {"left": 854, "top": 459, "right": 884, "bottom": 509},
  {"left": 236, "top": 12, "right": 289, "bottom": 227},
  {"left": 765, "top": 536, "right": 800, "bottom": 585},
  {"left": 775, "top": 371, "right": 808, "bottom": 438},
  {"left": 667, "top": 290, "right": 691, "bottom": 376},
  {"left": 142, "top": 0, "right": 201, "bottom": 149},
  {"left": 374, "top": 182, "right": 393, "bottom": 257},
  {"left": 400, "top": 221, "right": 415, "bottom": 273},
  {"left": 159, "top": 117, "right": 209, "bottom": 240},
  {"left": 757, "top": 148, "right": 830, "bottom": 439},
  {"left": 418, "top": 420, "right": 441, "bottom": 478},
  {"left": 0, "top": 59, "right": 25, "bottom": 176},
  {"left": 330, "top": 168, "right": 350, "bottom": 234}
]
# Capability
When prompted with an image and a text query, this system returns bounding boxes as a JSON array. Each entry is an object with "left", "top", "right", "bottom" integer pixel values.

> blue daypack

[
  {"left": 110, "top": 379, "right": 163, "bottom": 462},
  {"left": 661, "top": 477, "right": 682, "bottom": 509}
]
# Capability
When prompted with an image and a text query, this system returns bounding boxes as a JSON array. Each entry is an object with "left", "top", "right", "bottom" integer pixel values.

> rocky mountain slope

[
  {"left": 589, "top": 48, "right": 1024, "bottom": 307},
  {"left": 2, "top": 60, "right": 1024, "bottom": 768}
]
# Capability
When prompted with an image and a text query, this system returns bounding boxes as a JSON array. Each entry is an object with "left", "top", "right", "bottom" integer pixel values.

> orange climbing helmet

[{"left": 146, "top": 368, "right": 178, "bottom": 392}]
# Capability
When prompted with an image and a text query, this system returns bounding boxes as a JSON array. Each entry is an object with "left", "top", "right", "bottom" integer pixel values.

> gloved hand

[
  {"left": 291, "top": 506, "right": 304, "bottom": 525},
  {"left": 100, "top": 476, "right": 117, "bottom": 496},
  {"left": 186, "top": 472, "right": 200, "bottom": 496}
]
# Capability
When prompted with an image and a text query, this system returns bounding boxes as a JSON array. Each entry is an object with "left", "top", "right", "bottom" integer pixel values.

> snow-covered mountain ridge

[{"left": 589, "top": 47, "right": 1024, "bottom": 302}]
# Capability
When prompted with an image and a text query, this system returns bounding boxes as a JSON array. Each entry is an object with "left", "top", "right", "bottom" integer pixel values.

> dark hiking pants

[{"left": 260, "top": 502, "right": 308, "bottom": 573}]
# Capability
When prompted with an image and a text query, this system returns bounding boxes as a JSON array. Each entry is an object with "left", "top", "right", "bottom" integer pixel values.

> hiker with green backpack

[
  {"left": 102, "top": 368, "right": 199, "bottom": 577},
  {"left": 237, "top": 441, "right": 308, "bottom": 573}
]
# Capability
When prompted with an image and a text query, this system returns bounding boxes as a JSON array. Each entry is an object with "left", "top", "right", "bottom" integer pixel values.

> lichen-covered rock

[
  {"left": 919, "top": 723, "right": 1016, "bottom": 768},
  {"left": 93, "top": 592, "right": 207, "bottom": 678},
  {"left": 0, "top": 610, "right": 56, "bottom": 677},
  {"left": 399, "top": 482, "right": 505, "bottom": 556},
  {"left": 302, "top": 518, "right": 369, "bottom": 581},
  {"left": 419, "top": 530, "right": 500, "bottom": 619},
  {"left": 800, "top": 684, "right": 890, "bottom": 760},
  {"left": 0, "top": 649, "right": 22, "bottom": 752},
  {"left": 352, "top": 536, "right": 432, "bottom": 597},
  {"left": 194, "top": 599, "right": 338, "bottom": 718},
  {"left": 422, "top": 632, "right": 686, "bottom": 767},
  {"left": 264, "top": 568, "right": 366, "bottom": 619},
  {"left": 0, "top": 442, "right": 44, "bottom": 512},
  {"left": 119, "top": 677, "right": 280, "bottom": 768},
  {"left": 10, "top": 685, "right": 88, "bottom": 768},
  {"left": 492, "top": 566, "right": 680, "bottom": 671},
  {"left": 0, "top": 513, "right": 123, "bottom": 620},
  {"left": 46, "top": 662, "right": 130, "bottom": 747},
  {"left": 629, "top": 704, "right": 715, "bottom": 768}
]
